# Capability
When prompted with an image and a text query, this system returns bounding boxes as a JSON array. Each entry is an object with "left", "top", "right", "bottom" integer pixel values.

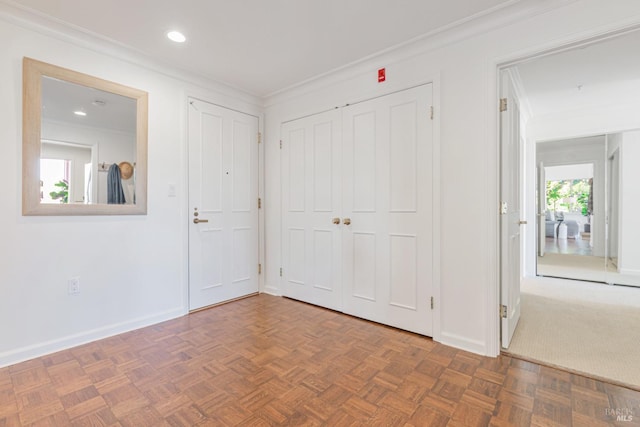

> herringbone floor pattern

[{"left": 1, "top": 294, "right": 638, "bottom": 426}]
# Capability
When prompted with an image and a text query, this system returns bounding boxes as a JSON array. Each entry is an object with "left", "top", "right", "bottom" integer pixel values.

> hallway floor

[{"left": 2, "top": 294, "right": 639, "bottom": 426}]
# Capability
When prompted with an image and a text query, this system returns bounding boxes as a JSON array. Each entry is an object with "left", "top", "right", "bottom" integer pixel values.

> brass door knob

[
  {"left": 332, "top": 217, "right": 341, "bottom": 225},
  {"left": 343, "top": 218, "right": 351, "bottom": 226},
  {"left": 193, "top": 218, "right": 209, "bottom": 224}
]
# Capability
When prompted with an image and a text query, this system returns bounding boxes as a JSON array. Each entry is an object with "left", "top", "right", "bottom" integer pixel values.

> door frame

[
  {"left": 183, "top": 92, "right": 265, "bottom": 312},
  {"left": 607, "top": 145, "right": 620, "bottom": 271},
  {"left": 492, "top": 24, "right": 640, "bottom": 356}
]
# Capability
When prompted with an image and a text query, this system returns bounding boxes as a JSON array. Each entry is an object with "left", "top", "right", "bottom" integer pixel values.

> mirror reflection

[
  {"left": 41, "top": 77, "right": 137, "bottom": 205},
  {"left": 23, "top": 57, "right": 147, "bottom": 215},
  {"left": 536, "top": 136, "right": 607, "bottom": 282}
]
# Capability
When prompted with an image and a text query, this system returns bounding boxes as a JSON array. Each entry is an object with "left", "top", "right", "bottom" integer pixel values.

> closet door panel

[
  {"left": 352, "top": 111, "right": 377, "bottom": 212},
  {"left": 390, "top": 101, "right": 418, "bottom": 212},
  {"left": 281, "top": 110, "right": 342, "bottom": 311},
  {"left": 313, "top": 121, "right": 334, "bottom": 212},
  {"left": 352, "top": 232, "right": 377, "bottom": 301},
  {"left": 343, "top": 84, "right": 433, "bottom": 336}
]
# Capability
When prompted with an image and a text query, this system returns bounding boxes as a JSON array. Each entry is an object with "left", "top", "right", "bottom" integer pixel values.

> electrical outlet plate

[{"left": 68, "top": 277, "right": 80, "bottom": 295}]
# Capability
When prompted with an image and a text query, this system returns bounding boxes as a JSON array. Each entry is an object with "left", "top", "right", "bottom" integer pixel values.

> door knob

[
  {"left": 332, "top": 217, "right": 341, "bottom": 225},
  {"left": 193, "top": 218, "right": 209, "bottom": 224},
  {"left": 343, "top": 218, "right": 351, "bottom": 226},
  {"left": 518, "top": 220, "right": 527, "bottom": 225}
]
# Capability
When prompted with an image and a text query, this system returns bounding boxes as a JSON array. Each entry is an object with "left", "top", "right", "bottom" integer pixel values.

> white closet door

[
  {"left": 188, "top": 99, "right": 259, "bottom": 310},
  {"left": 281, "top": 109, "right": 343, "bottom": 311},
  {"left": 342, "top": 85, "right": 433, "bottom": 336}
]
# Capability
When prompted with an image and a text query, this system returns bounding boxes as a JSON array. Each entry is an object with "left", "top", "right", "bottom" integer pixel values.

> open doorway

[
  {"left": 536, "top": 138, "right": 606, "bottom": 283},
  {"left": 540, "top": 162, "right": 594, "bottom": 256},
  {"left": 499, "top": 28, "right": 640, "bottom": 388}
]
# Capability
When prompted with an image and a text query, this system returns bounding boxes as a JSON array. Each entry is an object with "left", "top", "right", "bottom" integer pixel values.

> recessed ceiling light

[
  {"left": 167, "top": 30, "right": 186, "bottom": 43},
  {"left": 74, "top": 110, "right": 87, "bottom": 116}
]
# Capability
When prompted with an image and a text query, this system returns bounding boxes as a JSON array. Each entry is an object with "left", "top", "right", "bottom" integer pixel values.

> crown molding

[
  {"left": 0, "top": 0, "right": 263, "bottom": 107},
  {"left": 264, "top": 0, "right": 578, "bottom": 106}
]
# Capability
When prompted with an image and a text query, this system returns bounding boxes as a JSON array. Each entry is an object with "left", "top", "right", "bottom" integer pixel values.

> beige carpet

[
  {"left": 506, "top": 278, "right": 640, "bottom": 389},
  {"left": 538, "top": 253, "right": 640, "bottom": 286}
]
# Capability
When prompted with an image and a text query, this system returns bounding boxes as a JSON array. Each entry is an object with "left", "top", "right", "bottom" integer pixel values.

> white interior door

[
  {"left": 188, "top": 98, "right": 259, "bottom": 310},
  {"left": 537, "top": 162, "right": 545, "bottom": 258},
  {"left": 280, "top": 85, "right": 433, "bottom": 336},
  {"left": 500, "top": 70, "right": 522, "bottom": 348},
  {"left": 342, "top": 84, "right": 433, "bottom": 336},
  {"left": 281, "top": 109, "right": 343, "bottom": 311}
]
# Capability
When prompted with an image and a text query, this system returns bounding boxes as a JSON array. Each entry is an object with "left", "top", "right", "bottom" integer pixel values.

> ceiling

[
  {"left": 13, "top": 0, "right": 515, "bottom": 97},
  {"left": 514, "top": 29, "right": 640, "bottom": 119},
  {"left": 42, "top": 76, "right": 136, "bottom": 133}
]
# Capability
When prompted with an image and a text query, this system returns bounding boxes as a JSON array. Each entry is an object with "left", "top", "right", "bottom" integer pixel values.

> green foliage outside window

[{"left": 546, "top": 179, "right": 590, "bottom": 216}]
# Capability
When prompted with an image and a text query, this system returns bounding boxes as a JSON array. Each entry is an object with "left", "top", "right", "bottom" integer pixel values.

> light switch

[{"left": 168, "top": 183, "right": 177, "bottom": 197}]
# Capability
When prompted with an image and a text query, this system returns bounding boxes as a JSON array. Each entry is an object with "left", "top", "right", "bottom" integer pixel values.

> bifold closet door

[
  {"left": 281, "top": 109, "right": 343, "bottom": 311},
  {"left": 188, "top": 99, "right": 259, "bottom": 311},
  {"left": 342, "top": 84, "right": 434, "bottom": 336}
]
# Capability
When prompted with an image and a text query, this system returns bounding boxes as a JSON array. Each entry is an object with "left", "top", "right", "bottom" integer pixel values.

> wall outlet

[{"left": 68, "top": 277, "right": 80, "bottom": 295}]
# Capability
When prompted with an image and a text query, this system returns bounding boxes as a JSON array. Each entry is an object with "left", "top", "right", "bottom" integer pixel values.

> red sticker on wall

[{"left": 378, "top": 68, "right": 386, "bottom": 83}]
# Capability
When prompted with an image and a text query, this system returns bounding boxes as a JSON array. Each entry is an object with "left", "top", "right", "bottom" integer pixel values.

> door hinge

[
  {"left": 258, "top": 197, "right": 262, "bottom": 209},
  {"left": 279, "top": 267, "right": 283, "bottom": 277},
  {"left": 258, "top": 264, "right": 262, "bottom": 274},
  {"left": 430, "top": 296, "right": 434, "bottom": 310},
  {"left": 429, "top": 106, "right": 434, "bottom": 120},
  {"left": 500, "top": 202, "right": 508, "bottom": 215},
  {"left": 258, "top": 132, "right": 262, "bottom": 143},
  {"left": 500, "top": 98, "right": 508, "bottom": 112},
  {"left": 500, "top": 305, "right": 508, "bottom": 318},
  {"left": 279, "top": 140, "right": 283, "bottom": 149}
]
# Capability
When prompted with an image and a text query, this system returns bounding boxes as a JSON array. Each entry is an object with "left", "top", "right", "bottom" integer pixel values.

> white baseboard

[
  {"left": 619, "top": 268, "right": 640, "bottom": 275},
  {"left": 0, "top": 307, "right": 185, "bottom": 369},
  {"left": 439, "top": 331, "right": 488, "bottom": 356},
  {"left": 262, "top": 286, "right": 281, "bottom": 296}
]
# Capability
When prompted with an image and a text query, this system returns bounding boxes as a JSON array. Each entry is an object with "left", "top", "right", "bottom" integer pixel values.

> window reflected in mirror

[{"left": 40, "top": 157, "right": 70, "bottom": 204}]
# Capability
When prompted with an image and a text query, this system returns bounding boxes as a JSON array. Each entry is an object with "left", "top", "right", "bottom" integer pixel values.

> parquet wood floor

[{"left": 1, "top": 294, "right": 638, "bottom": 426}]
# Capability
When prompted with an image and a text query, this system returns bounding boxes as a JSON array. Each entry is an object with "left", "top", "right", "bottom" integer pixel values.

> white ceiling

[
  {"left": 514, "top": 30, "right": 640, "bottom": 118},
  {"left": 13, "top": 0, "right": 514, "bottom": 97},
  {"left": 42, "top": 76, "right": 136, "bottom": 133}
]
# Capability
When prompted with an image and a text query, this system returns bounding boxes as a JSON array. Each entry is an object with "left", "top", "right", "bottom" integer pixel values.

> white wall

[
  {"left": 0, "top": 10, "right": 262, "bottom": 367},
  {"left": 263, "top": 0, "right": 640, "bottom": 356},
  {"left": 545, "top": 164, "right": 593, "bottom": 181},
  {"left": 619, "top": 131, "right": 640, "bottom": 273}
]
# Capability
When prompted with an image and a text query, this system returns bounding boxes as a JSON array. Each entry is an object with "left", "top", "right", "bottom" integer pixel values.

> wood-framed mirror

[{"left": 22, "top": 57, "right": 148, "bottom": 215}]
